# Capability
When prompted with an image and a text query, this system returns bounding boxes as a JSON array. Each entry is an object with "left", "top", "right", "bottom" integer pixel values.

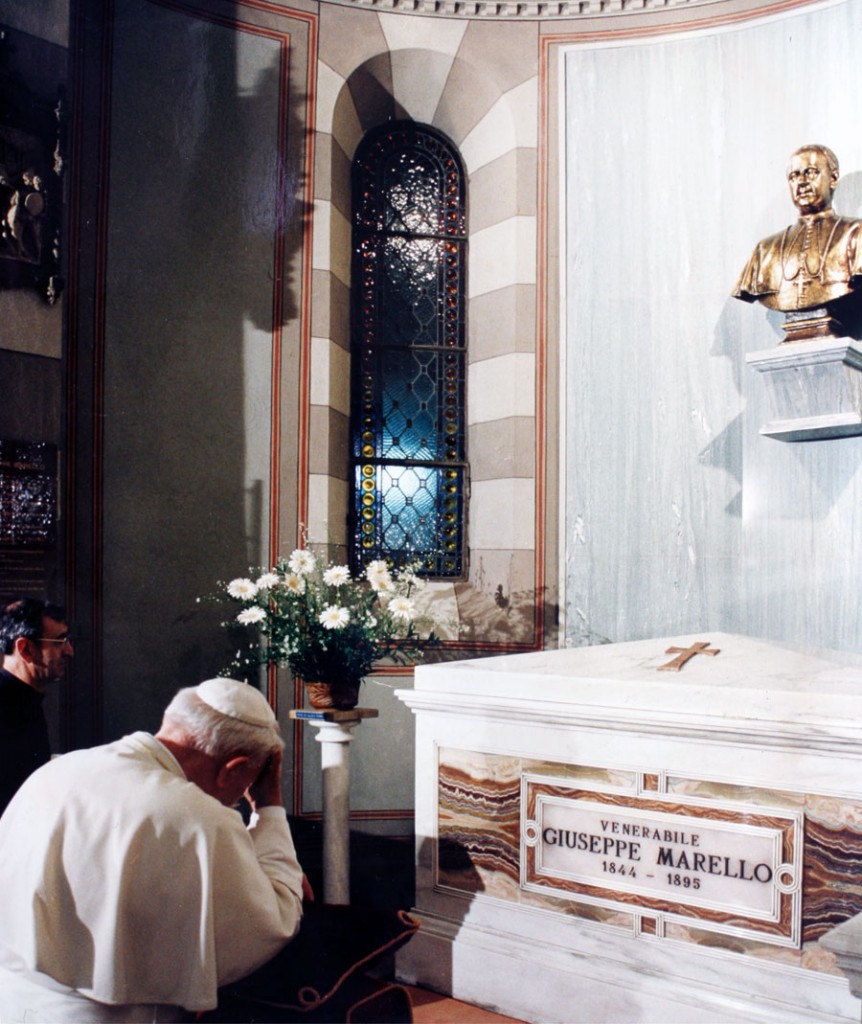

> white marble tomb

[{"left": 396, "top": 633, "right": 862, "bottom": 1023}]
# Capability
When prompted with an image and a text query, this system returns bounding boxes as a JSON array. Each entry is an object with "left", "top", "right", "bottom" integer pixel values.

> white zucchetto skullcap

[{"left": 195, "top": 678, "right": 276, "bottom": 727}]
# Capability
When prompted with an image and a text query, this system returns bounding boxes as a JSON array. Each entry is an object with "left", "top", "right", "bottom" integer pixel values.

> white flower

[
  {"left": 365, "top": 615, "right": 377, "bottom": 628},
  {"left": 237, "top": 606, "right": 266, "bottom": 625},
  {"left": 227, "top": 577, "right": 258, "bottom": 600},
  {"left": 319, "top": 605, "right": 350, "bottom": 630},
  {"left": 323, "top": 565, "right": 351, "bottom": 586},
  {"left": 255, "top": 572, "right": 280, "bottom": 590},
  {"left": 288, "top": 549, "right": 316, "bottom": 576},
  {"left": 368, "top": 569, "right": 394, "bottom": 593},
  {"left": 283, "top": 572, "right": 306, "bottom": 595},
  {"left": 399, "top": 569, "right": 426, "bottom": 592},
  {"left": 365, "top": 561, "right": 393, "bottom": 591},
  {"left": 388, "top": 596, "right": 415, "bottom": 622}
]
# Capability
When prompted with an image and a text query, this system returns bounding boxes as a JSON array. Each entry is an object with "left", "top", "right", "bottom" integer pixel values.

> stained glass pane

[
  {"left": 353, "top": 345, "right": 465, "bottom": 463},
  {"left": 356, "top": 234, "right": 465, "bottom": 350},
  {"left": 354, "top": 463, "right": 464, "bottom": 577},
  {"left": 351, "top": 122, "right": 467, "bottom": 578},
  {"left": 382, "top": 154, "right": 441, "bottom": 235},
  {"left": 354, "top": 124, "right": 466, "bottom": 239}
]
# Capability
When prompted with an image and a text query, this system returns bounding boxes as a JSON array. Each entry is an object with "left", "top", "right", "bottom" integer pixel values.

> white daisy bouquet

[{"left": 220, "top": 549, "right": 438, "bottom": 700}]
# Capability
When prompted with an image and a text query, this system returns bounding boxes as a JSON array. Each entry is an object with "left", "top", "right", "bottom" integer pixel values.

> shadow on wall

[
  {"left": 169, "top": 63, "right": 314, "bottom": 687},
  {"left": 86, "top": 5, "right": 313, "bottom": 739},
  {"left": 427, "top": 583, "right": 561, "bottom": 653},
  {"left": 710, "top": 290, "right": 862, "bottom": 528},
  {"left": 396, "top": 835, "right": 484, "bottom": 996}
]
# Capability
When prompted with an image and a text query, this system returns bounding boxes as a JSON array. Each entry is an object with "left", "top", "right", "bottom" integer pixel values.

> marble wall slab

[{"left": 563, "top": 0, "right": 862, "bottom": 654}]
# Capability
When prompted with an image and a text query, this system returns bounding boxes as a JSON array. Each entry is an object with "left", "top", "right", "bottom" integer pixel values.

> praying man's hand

[{"left": 247, "top": 749, "right": 284, "bottom": 810}]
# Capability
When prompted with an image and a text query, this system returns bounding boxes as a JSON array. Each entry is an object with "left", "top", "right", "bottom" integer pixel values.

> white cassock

[{"left": 0, "top": 732, "right": 304, "bottom": 1022}]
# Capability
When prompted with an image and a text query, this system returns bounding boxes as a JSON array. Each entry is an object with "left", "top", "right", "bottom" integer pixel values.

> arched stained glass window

[{"left": 350, "top": 122, "right": 467, "bottom": 578}]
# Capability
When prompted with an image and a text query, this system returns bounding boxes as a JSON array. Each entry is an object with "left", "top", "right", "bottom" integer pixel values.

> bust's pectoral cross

[{"left": 657, "top": 641, "right": 720, "bottom": 672}]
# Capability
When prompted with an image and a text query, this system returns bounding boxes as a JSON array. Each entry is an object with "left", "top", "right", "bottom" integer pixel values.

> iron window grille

[{"left": 350, "top": 122, "right": 468, "bottom": 578}]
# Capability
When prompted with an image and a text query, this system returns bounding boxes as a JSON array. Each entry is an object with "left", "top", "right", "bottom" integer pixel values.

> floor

[
  {"left": 291, "top": 826, "right": 527, "bottom": 1023},
  {"left": 405, "top": 985, "right": 525, "bottom": 1023}
]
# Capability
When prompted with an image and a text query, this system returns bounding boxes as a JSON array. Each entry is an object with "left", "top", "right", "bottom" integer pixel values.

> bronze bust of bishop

[{"left": 733, "top": 145, "right": 862, "bottom": 341}]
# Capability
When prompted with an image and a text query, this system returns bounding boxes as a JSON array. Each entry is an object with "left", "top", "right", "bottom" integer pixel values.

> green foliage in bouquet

[{"left": 219, "top": 549, "right": 439, "bottom": 685}]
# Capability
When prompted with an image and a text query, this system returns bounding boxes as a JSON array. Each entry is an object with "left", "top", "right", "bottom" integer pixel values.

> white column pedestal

[{"left": 290, "top": 708, "right": 379, "bottom": 905}]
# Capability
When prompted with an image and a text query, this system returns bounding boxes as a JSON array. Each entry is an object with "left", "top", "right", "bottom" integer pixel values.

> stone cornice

[{"left": 314, "top": 0, "right": 827, "bottom": 22}]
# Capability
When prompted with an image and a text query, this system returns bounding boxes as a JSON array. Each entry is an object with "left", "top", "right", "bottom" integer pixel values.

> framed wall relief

[
  {"left": 0, "top": 29, "right": 66, "bottom": 304},
  {"left": 0, "top": 439, "right": 58, "bottom": 601}
]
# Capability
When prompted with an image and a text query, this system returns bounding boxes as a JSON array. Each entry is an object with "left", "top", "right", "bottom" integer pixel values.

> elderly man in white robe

[{"left": 0, "top": 677, "right": 307, "bottom": 1022}]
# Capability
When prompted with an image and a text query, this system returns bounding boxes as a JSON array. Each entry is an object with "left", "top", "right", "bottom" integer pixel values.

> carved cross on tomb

[{"left": 657, "top": 641, "right": 720, "bottom": 672}]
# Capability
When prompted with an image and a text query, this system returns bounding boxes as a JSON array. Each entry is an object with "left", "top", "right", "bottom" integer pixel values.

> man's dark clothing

[{"left": 0, "top": 667, "right": 50, "bottom": 817}]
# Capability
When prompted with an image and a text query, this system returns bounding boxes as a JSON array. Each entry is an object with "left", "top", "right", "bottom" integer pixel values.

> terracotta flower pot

[{"left": 304, "top": 680, "right": 361, "bottom": 710}]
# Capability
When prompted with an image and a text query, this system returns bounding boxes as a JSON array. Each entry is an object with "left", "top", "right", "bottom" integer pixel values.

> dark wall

[{"left": 0, "top": 350, "right": 63, "bottom": 444}]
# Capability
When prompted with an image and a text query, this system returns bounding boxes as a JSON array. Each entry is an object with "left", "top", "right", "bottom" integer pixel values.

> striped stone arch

[{"left": 308, "top": 13, "right": 545, "bottom": 650}]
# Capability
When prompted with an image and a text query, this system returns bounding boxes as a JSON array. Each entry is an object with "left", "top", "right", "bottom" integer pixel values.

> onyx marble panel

[{"left": 437, "top": 748, "right": 862, "bottom": 977}]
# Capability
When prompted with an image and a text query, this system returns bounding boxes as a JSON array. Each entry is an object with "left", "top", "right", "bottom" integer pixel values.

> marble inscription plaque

[{"left": 522, "top": 775, "right": 803, "bottom": 947}]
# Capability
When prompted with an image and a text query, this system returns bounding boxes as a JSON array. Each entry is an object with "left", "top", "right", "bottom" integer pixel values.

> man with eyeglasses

[{"left": 0, "top": 598, "right": 73, "bottom": 816}]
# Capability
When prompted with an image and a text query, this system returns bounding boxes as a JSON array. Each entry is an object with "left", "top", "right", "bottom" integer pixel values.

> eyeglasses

[{"left": 35, "top": 634, "right": 76, "bottom": 645}]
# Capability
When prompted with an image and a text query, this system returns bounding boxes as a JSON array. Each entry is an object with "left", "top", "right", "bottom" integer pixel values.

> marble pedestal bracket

[
  {"left": 746, "top": 337, "right": 862, "bottom": 441},
  {"left": 289, "top": 708, "right": 379, "bottom": 904}
]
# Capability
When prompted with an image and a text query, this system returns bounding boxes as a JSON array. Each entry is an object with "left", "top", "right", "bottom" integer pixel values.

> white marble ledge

[
  {"left": 398, "top": 633, "right": 862, "bottom": 744},
  {"left": 746, "top": 337, "right": 862, "bottom": 373}
]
